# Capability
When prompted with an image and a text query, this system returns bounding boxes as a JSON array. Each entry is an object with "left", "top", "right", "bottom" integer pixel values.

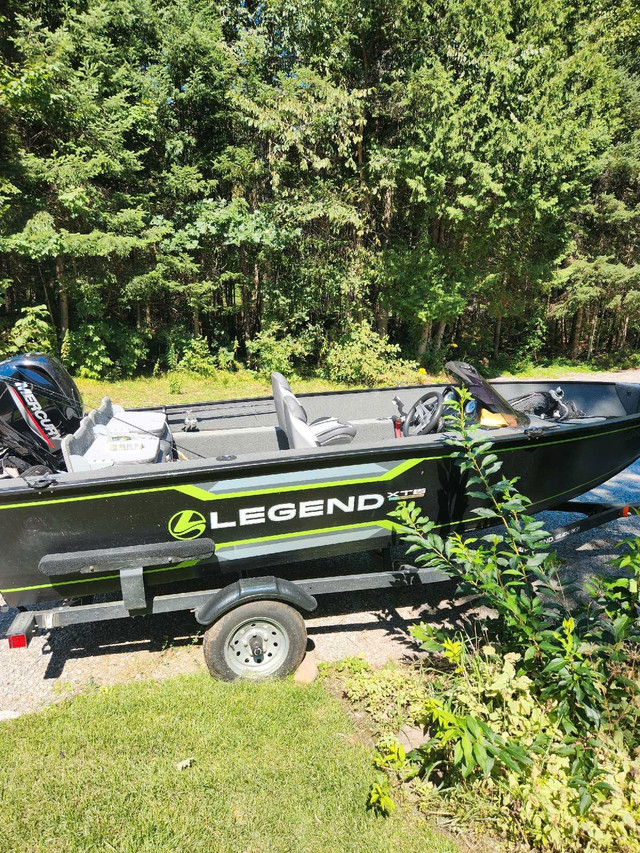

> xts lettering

[
  {"left": 13, "top": 382, "right": 61, "bottom": 439},
  {"left": 210, "top": 493, "right": 385, "bottom": 528}
]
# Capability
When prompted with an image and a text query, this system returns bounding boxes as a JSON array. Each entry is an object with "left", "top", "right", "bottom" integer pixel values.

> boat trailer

[{"left": 3, "top": 499, "right": 639, "bottom": 678}]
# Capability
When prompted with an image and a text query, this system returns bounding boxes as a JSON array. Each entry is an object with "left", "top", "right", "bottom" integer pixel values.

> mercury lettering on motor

[{"left": 11, "top": 382, "right": 61, "bottom": 440}]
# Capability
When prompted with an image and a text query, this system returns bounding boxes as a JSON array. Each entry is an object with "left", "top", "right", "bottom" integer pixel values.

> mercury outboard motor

[{"left": 0, "top": 354, "right": 83, "bottom": 469}]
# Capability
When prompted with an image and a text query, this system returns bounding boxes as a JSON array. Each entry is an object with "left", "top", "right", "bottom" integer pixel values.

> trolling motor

[{"left": 0, "top": 354, "right": 83, "bottom": 472}]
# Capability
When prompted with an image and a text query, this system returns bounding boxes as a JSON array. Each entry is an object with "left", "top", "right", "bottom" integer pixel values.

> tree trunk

[
  {"left": 586, "top": 311, "right": 598, "bottom": 361},
  {"left": 374, "top": 184, "right": 394, "bottom": 335},
  {"left": 356, "top": 116, "right": 365, "bottom": 184},
  {"left": 375, "top": 307, "right": 389, "bottom": 336},
  {"left": 57, "top": 256, "right": 68, "bottom": 339},
  {"left": 549, "top": 319, "right": 557, "bottom": 356},
  {"left": 433, "top": 320, "right": 446, "bottom": 351},
  {"left": 417, "top": 321, "right": 432, "bottom": 357},
  {"left": 251, "top": 262, "right": 261, "bottom": 338},
  {"left": 619, "top": 315, "right": 629, "bottom": 350},
  {"left": 570, "top": 307, "right": 583, "bottom": 360},
  {"left": 493, "top": 316, "right": 502, "bottom": 359},
  {"left": 382, "top": 185, "right": 393, "bottom": 248},
  {"left": 193, "top": 306, "right": 200, "bottom": 336},
  {"left": 238, "top": 246, "right": 250, "bottom": 348},
  {"left": 38, "top": 263, "right": 56, "bottom": 329}
]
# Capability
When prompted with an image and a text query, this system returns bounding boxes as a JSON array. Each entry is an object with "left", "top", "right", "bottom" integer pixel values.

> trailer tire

[{"left": 202, "top": 600, "right": 307, "bottom": 681}]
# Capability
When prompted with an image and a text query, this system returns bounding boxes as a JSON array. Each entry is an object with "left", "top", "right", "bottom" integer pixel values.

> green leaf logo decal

[{"left": 168, "top": 510, "right": 207, "bottom": 540}]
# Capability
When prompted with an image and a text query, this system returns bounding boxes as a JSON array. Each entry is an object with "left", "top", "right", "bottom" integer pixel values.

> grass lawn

[
  {"left": 0, "top": 674, "right": 457, "bottom": 853},
  {"left": 74, "top": 357, "right": 630, "bottom": 411},
  {"left": 76, "top": 371, "right": 350, "bottom": 409},
  {"left": 495, "top": 360, "right": 613, "bottom": 379}
]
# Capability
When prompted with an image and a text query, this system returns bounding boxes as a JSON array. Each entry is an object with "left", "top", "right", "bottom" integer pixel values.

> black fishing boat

[{"left": 1, "top": 354, "right": 639, "bottom": 679}]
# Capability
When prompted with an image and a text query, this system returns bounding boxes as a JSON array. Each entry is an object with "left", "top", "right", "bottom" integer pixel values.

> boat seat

[
  {"left": 283, "top": 395, "right": 356, "bottom": 449},
  {"left": 272, "top": 372, "right": 356, "bottom": 447},
  {"left": 62, "top": 418, "right": 170, "bottom": 473},
  {"left": 272, "top": 372, "right": 296, "bottom": 431},
  {"left": 89, "top": 396, "right": 169, "bottom": 439}
]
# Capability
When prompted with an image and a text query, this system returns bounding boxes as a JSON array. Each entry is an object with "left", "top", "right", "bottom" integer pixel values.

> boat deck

[
  {"left": 164, "top": 379, "right": 635, "bottom": 461},
  {"left": 168, "top": 386, "right": 430, "bottom": 458}
]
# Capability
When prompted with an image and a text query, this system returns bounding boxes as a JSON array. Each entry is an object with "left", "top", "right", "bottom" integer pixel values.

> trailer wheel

[{"left": 202, "top": 600, "right": 307, "bottom": 681}]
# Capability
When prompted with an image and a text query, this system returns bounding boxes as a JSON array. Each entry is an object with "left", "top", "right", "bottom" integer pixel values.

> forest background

[{"left": 1, "top": 0, "right": 639, "bottom": 385}]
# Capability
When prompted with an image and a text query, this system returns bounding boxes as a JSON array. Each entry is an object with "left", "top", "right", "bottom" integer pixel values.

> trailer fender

[{"left": 194, "top": 576, "right": 317, "bottom": 626}]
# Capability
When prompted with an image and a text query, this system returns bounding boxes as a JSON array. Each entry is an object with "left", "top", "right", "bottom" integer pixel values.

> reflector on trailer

[{"left": 6, "top": 610, "right": 36, "bottom": 649}]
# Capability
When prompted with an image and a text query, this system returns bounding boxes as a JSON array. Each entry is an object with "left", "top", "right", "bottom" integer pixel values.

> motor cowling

[{"left": 0, "top": 354, "right": 83, "bottom": 466}]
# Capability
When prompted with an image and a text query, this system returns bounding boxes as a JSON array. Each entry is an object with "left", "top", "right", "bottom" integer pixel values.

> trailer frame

[{"left": 5, "top": 499, "right": 639, "bottom": 659}]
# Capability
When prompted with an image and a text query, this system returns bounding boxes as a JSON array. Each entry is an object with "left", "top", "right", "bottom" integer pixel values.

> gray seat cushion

[
  {"left": 272, "top": 372, "right": 356, "bottom": 448},
  {"left": 283, "top": 396, "right": 319, "bottom": 449},
  {"left": 90, "top": 397, "right": 168, "bottom": 438},
  {"left": 309, "top": 417, "right": 357, "bottom": 445},
  {"left": 283, "top": 397, "right": 356, "bottom": 449}
]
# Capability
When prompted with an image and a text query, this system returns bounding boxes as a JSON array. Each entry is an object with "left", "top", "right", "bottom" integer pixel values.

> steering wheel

[{"left": 402, "top": 391, "right": 444, "bottom": 437}]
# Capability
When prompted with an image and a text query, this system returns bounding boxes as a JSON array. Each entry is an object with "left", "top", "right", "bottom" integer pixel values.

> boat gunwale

[
  {"left": 123, "top": 377, "right": 638, "bottom": 414},
  {"left": 1, "top": 402, "right": 640, "bottom": 503}
]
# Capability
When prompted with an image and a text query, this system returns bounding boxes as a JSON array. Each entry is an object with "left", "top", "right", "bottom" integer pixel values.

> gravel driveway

[{"left": 2, "top": 369, "right": 640, "bottom": 717}]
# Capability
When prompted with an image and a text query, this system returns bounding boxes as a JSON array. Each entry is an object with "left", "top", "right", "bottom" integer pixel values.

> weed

[{"left": 352, "top": 387, "right": 640, "bottom": 851}]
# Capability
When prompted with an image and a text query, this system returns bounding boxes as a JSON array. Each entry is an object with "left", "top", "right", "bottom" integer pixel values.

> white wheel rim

[{"left": 224, "top": 617, "right": 290, "bottom": 677}]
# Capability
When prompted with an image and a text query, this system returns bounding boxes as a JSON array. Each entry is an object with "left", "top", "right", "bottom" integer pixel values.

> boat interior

[{"left": 56, "top": 364, "right": 640, "bottom": 476}]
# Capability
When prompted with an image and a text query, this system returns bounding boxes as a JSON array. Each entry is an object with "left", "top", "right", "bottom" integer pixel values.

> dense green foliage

[
  {"left": 1, "top": 0, "right": 639, "bottom": 377},
  {"left": 350, "top": 390, "right": 640, "bottom": 850}
]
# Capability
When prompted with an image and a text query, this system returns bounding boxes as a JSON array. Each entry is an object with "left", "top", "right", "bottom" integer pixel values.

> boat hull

[{"left": 2, "top": 412, "right": 640, "bottom": 607}]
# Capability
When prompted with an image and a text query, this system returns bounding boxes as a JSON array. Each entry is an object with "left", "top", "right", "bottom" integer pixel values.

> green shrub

[
  {"left": 349, "top": 387, "right": 640, "bottom": 851},
  {"left": 109, "top": 326, "right": 150, "bottom": 377},
  {"left": 248, "top": 325, "right": 312, "bottom": 376},
  {"left": 167, "top": 341, "right": 179, "bottom": 371},
  {"left": 4, "top": 304, "right": 56, "bottom": 356},
  {"left": 166, "top": 335, "right": 239, "bottom": 377},
  {"left": 346, "top": 652, "right": 640, "bottom": 851},
  {"left": 177, "top": 335, "right": 218, "bottom": 376},
  {"left": 216, "top": 342, "right": 238, "bottom": 371},
  {"left": 322, "top": 322, "right": 419, "bottom": 386},
  {"left": 61, "top": 323, "right": 150, "bottom": 379},
  {"left": 167, "top": 371, "right": 183, "bottom": 394},
  {"left": 62, "top": 323, "right": 113, "bottom": 379}
]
